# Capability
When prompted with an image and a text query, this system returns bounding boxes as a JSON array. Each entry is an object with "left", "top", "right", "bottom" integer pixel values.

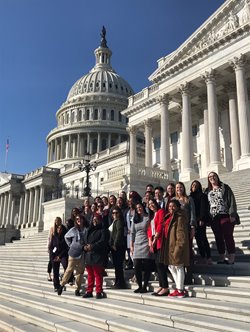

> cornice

[
  {"left": 150, "top": 0, "right": 250, "bottom": 84},
  {"left": 56, "top": 93, "right": 128, "bottom": 116}
]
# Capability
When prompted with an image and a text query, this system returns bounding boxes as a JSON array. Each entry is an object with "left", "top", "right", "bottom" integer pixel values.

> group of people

[{"left": 47, "top": 171, "right": 239, "bottom": 299}]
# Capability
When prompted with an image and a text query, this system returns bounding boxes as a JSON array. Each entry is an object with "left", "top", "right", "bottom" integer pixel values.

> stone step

[
  {"left": 0, "top": 282, "right": 250, "bottom": 331},
  {"left": 0, "top": 289, "right": 185, "bottom": 332},
  {"left": 193, "top": 274, "right": 250, "bottom": 288},
  {"left": 193, "top": 262, "right": 250, "bottom": 275}
]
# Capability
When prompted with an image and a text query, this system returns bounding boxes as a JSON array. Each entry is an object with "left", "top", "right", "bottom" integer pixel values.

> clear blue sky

[{"left": 0, "top": 0, "right": 225, "bottom": 175}]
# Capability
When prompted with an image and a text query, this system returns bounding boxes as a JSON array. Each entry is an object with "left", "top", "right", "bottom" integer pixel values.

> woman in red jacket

[{"left": 148, "top": 199, "right": 169, "bottom": 296}]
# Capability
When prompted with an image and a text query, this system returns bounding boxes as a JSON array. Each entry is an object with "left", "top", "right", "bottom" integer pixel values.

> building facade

[{"left": 0, "top": 0, "right": 250, "bottom": 240}]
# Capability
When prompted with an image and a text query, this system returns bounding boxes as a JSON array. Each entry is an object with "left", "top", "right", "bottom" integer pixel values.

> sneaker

[
  {"left": 168, "top": 289, "right": 179, "bottom": 297},
  {"left": 96, "top": 292, "right": 104, "bottom": 299},
  {"left": 176, "top": 290, "right": 188, "bottom": 298},
  {"left": 82, "top": 292, "right": 93, "bottom": 298},
  {"left": 75, "top": 289, "right": 83, "bottom": 296},
  {"left": 57, "top": 285, "right": 64, "bottom": 296}
]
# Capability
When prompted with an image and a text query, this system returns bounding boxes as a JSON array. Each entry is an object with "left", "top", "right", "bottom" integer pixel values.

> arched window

[
  {"left": 102, "top": 109, "right": 106, "bottom": 120},
  {"left": 94, "top": 109, "right": 98, "bottom": 120},
  {"left": 111, "top": 110, "right": 114, "bottom": 121},
  {"left": 86, "top": 109, "right": 90, "bottom": 120}
]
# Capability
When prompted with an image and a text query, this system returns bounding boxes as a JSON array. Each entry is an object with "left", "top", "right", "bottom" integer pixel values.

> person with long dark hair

[
  {"left": 190, "top": 180, "right": 212, "bottom": 264},
  {"left": 148, "top": 199, "right": 169, "bottom": 296},
  {"left": 110, "top": 206, "right": 127, "bottom": 289},
  {"left": 160, "top": 199, "right": 189, "bottom": 298},
  {"left": 131, "top": 202, "right": 154, "bottom": 293},
  {"left": 205, "top": 172, "right": 239, "bottom": 264}
]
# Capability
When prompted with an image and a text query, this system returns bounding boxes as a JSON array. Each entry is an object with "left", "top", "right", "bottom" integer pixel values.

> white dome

[{"left": 67, "top": 68, "right": 134, "bottom": 101}]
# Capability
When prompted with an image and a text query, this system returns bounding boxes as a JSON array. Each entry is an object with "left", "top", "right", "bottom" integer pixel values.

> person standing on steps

[
  {"left": 205, "top": 171, "right": 240, "bottom": 265},
  {"left": 160, "top": 199, "right": 189, "bottom": 298},
  {"left": 131, "top": 202, "right": 155, "bottom": 293},
  {"left": 83, "top": 214, "right": 109, "bottom": 299},
  {"left": 49, "top": 221, "right": 69, "bottom": 292},
  {"left": 57, "top": 215, "right": 88, "bottom": 296},
  {"left": 190, "top": 180, "right": 212, "bottom": 265}
]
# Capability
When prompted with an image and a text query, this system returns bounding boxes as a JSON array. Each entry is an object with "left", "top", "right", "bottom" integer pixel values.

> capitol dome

[
  {"left": 67, "top": 29, "right": 134, "bottom": 101},
  {"left": 46, "top": 27, "right": 134, "bottom": 169}
]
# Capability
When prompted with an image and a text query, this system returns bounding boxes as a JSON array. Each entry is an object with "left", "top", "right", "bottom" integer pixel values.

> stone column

[
  {"left": 97, "top": 133, "right": 101, "bottom": 152},
  {"left": 199, "top": 95, "right": 210, "bottom": 171},
  {"left": 0, "top": 194, "right": 3, "bottom": 226},
  {"left": 2, "top": 193, "right": 7, "bottom": 227},
  {"left": 47, "top": 143, "right": 51, "bottom": 164},
  {"left": 144, "top": 119, "right": 153, "bottom": 168},
  {"left": 128, "top": 126, "right": 137, "bottom": 165},
  {"left": 10, "top": 197, "right": 15, "bottom": 227},
  {"left": 108, "top": 134, "right": 111, "bottom": 149},
  {"left": 38, "top": 185, "right": 45, "bottom": 228},
  {"left": 89, "top": 136, "right": 93, "bottom": 154},
  {"left": 87, "top": 133, "right": 90, "bottom": 153},
  {"left": 5, "top": 192, "right": 11, "bottom": 227},
  {"left": 228, "top": 90, "right": 241, "bottom": 167},
  {"left": 23, "top": 190, "right": 30, "bottom": 226},
  {"left": 28, "top": 188, "right": 34, "bottom": 224},
  {"left": 68, "top": 135, "right": 71, "bottom": 158},
  {"left": 229, "top": 54, "right": 250, "bottom": 169},
  {"left": 18, "top": 194, "right": 24, "bottom": 226},
  {"left": 33, "top": 187, "right": 39, "bottom": 223},
  {"left": 179, "top": 83, "right": 197, "bottom": 180},
  {"left": 159, "top": 94, "right": 171, "bottom": 174},
  {"left": 77, "top": 134, "right": 80, "bottom": 157},
  {"left": 202, "top": 69, "right": 225, "bottom": 173},
  {"left": 60, "top": 136, "right": 64, "bottom": 160}
]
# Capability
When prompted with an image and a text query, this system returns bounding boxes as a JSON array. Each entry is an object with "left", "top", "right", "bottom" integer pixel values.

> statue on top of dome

[{"left": 100, "top": 26, "right": 107, "bottom": 48}]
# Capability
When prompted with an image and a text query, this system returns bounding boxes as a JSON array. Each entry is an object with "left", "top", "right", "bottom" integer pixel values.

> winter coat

[
  {"left": 110, "top": 218, "right": 127, "bottom": 248},
  {"left": 159, "top": 209, "right": 190, "bottom": 266},
  {"left": 84, "top": 223, "right": 109, "bottom": 266},
  {"left": 49, "top": 232, "right": 68, "bottom": 262},
  {"left": 205, "top": 183, "right": 240, "bottom": 224}
]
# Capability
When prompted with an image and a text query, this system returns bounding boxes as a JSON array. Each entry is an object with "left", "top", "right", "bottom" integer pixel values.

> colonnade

[
  {"left": 0, "top": 185, "right": 44, "bottom": 228},
  {"left": 128, "top": 54, "right": 250, "bottom": 179},
  {"left": 48, "top": 132, "right": 125, "bottom": 163}
]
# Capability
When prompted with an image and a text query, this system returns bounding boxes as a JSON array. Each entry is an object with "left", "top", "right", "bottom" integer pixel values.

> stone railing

[
  {"left": 24, "top": 166, "right": 59, "bottom": 180},
  {"left": 107, "top": 164, "right": 168, "bottom": 181}
]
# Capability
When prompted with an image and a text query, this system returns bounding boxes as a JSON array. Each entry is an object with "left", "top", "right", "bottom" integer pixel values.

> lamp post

[{"left": 78, "top": 152, "right": 97, "bottom": 197}]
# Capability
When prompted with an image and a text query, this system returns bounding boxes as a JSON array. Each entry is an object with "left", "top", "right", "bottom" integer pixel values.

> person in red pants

[{"left": 83, "top": 214, "right": 109, "bottom": 299}]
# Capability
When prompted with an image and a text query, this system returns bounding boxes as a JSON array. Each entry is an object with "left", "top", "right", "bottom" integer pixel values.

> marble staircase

[{"left": 0, "top": 170, "right": 250, "bottom": 331}]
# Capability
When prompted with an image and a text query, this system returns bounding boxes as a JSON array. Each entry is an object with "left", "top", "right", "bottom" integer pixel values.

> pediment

[
  {"left": 150, "top": 0, "right": 250, "bottom": 82},
  {"left": 0, "top": 172, "right": 11, "bottom": 186}
]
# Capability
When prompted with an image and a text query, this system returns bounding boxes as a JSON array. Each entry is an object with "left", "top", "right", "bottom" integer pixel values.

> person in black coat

[
  {"left": 83, "top": 214, "right": 109, "bottom": 299},
  {"left": 190, "top": 180, "right": 212, "bottom": 264},
  {"left": 49, "top": 221, "right": 69, "bottom": 291}
]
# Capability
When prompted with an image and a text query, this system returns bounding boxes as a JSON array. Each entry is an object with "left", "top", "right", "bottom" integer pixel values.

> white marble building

[{"left": 0, "top": 0, "right": 250, "bottom": 240}]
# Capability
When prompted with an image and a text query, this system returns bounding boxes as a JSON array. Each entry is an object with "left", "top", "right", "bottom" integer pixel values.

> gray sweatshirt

[{"left": 64, "top": 227, "right": 86, "bottom": 259}]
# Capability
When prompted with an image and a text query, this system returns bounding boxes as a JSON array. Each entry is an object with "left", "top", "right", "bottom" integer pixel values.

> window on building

[
  {"left": 86, "top": 109, "right": 90, "bottom": 120},
  {"left": 119, "top": 112, "right": 122, "bottom": 122},
  {"left": 192, "top": 124, "right": 198, "bottom": 136},
  {"left": 101, "top": 139, "right": 107, "bottom": 151},
  {"left": 170, "top": 131, "right": 178, "bottom": 144},
  {"left": 111, "top": 110, "right": 115, "bottom": 121},
  {"left": 94, "top": 109, "right": 98, "bottom": 120},
  {"left": 102, "top": 109, "right": 106, "bottom": 120},
  {"left": 154, "top": 137, "right": 161, "bottom": 150}
]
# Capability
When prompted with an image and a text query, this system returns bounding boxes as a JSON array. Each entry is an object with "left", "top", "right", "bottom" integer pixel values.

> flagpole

[{"left": 4, "top": 139, "right": 9, "bottom": 173}]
